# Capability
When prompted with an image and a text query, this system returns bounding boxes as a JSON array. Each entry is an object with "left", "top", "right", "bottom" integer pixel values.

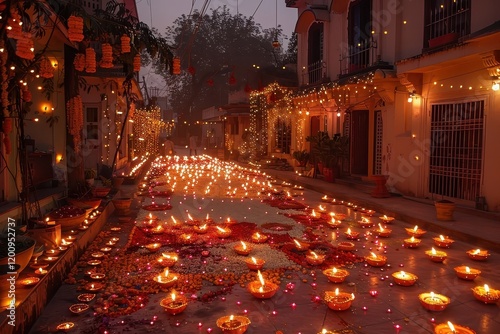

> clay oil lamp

[
  {"left": 374, "top": 223, "right": 392, "bottom": 237},
  {"left": 19, "top": 277, "right": 40, "bottom": 287},
  {"left": 234, "top": 241, "right": 252, "bottom": 255},
  {"left": 293, "top": 238, "right": 310, "bottom": 251},
  {"left": 337, "top": 241, "right": 355, "bottom": 251},
  {"left": 34, "top": 267, "right": 48, "bottom": 276},
  {"left": 157, "top": 253, "right": 178, "bottom": 267},
  {"left": 331, "top": 198, "right": 342, "bottom": 205},
  {"left": 55, "top": 322, "right": 74, "bottom": 332},
  {"left": 100, "top": 247, "right": 112, "bottom": 253},
  {"left": 365, "top": 252, "right": 387, "bottom": 267},
  {"left": 250, "top": 232, "right": 267, "bottom": 244},
  {"left": 379, "top": 215, "right": 395, "bottom": 224},
  {"left": 78, "top": 224, "right": 89, "bottom": 231},
  {"left": 105, "top": 240, "right": 117, "bottom": 247},
  {"left": 153, "top": 268, "right": 179, "bottom": 288},
  {"left": 472, "top": 284, "right": 500, "bottom": 304},
  {"left": 418, "top": 291, "right": 451, "bottom": 311},
  {"left": 216, "top": 226, "right": 232, "bottom": 238},
  {"left": 45, "top": 248, "right": 61, "bottom": 257},
  {"left": 146, "top": 212, "right": 158, "bottom": 221},
  {"left": 454, "top": 266, "right": 481, "bottom": 280},
  {"left": 91, "top": 251, "right": 105, "bottom": 259},
  {"left": 392, "top": 271, "right": 418, "bottom": 286},
  {"left": 317, "top": 205, "right": 327, "bottom": 213},
  {"left": 87, "top": 259, "right": 101, "bottom": 266},
  {"left": 110, "top": 237, "right": 120, "bottom": 243},
  {"left": 90, "top": 273, "right": 106, "bottom": 280},
  {"left": 247, "top": 270, "right": 279, "bottom": 299},
  {"left": 245, "top": 257, "right": 265, "bottom": 270},
  {"left": 224, "top": 217, "right": 237, "bottom": 225},
  {"left": 170, "top": 216, "right": 182, "bottom": 229},
  {"left": 321, "top": 195, "right": 330, "bottom": 202},
  {"left": 306, "top": 251, "right": 326, "bottom": 265},
  {"left": 327, "top": 218, "right": 342, "bottom": 228},
  {"left": 42, "top": 256, "right": 59, "bottom": 263},
  {"left": 216, "top": 314, "right": 251, "bottom": 334},
  {"left": 66, "top": 235, "right": 77, "bottom": 242},
  {"left": 145, "top": 243, "right": 162, "bottom": 253},
  {"left": 193, "top": 223, "right": 208, "bottom": 234},
  {"left": 77, "top": 293, "right": 96, "bottom": 302},
  {"left": 466, "top": 248, "right": 490, "bottom": 261},
  {"left": 85, "top": 282, "right": 104, "bottom": 292},
  {"left": 160, "top": 291, "right": 188, "bottom": 315},
  {"left": 322, "top": 267, "right": 349, "bottom": 283},
  {"left": 425, "top": 247, "right": 448, "bottom": 263},
  {"left": 309, "top": 209, "right": 321, "bottom": 221},
  {"left": 185, "top": 213, "right": 200, "bottom": 226},
  {"left": 110, "top": 227, "right": 121, "bottom": 232},
  {"left": 358, "top": 217, "right": 373, "bottom": 228},
  {"left": 324, "top": 288, "right": 355, "bottom": 311},
  {"left": 433, "top": 235, "right": 454, "bottom": 248},
  {"left": 60, "top": 238, "right": 73, "bottom": 246},
  {"left": 151, "top": 224, "right": 165, "bottom": 235},
  {"left": 403, "top": 236, "right": 422, "bottom": 248},
  {"left": 179, "top": 233, "right": 195, "bottom": 244},
  {"left": 203, "top": 213, "right": 214, "bottom": 224},
  {"left": 330, "top": 212, "right": 347, "bottom": 221},
  {"left": 344, "top": 228, "right": 359, "bottom": 240},
  {"left": 69, "top": 303, "right": 89, "bottom": 315},
  {"left": 405, "top": 225, "right": 427, "bottom": 238},
  {"left": 434, "top": 321, "right": 476, "bottom": 334}
]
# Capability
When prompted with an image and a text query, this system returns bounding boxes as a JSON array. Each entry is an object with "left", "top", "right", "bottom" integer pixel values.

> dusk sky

[{"left": 135, "top": 0, "right": 298, "bottom": 92}]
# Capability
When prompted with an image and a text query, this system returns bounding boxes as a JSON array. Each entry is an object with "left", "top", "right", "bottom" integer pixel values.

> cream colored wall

[
  {"left": 397, "top": 0, "right": 425, "bottom": 60},
  {"left": 470, "top": 0, "right": 500, "bottom": 32}
]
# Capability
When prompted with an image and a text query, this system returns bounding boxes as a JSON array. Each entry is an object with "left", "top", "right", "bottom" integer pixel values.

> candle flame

[
  {"left": 171, "top": 216, "right": 177, "bottom": 224},
  {"left": 241, "top": 241, "right": 247, "bottom": 250},
  {"left": 251, "top": 257, "right": 257, "bottom": 264},
  {"left": 347, "top": 228, "right": 352, "bottom": 234},
  {"left": 91, "top": 284, "right": 95, "bottom": 289},
  {"left": 322, "top": 330, "right": 327, "bottom": 334},
  {"left": 430, "top": 291, "right": 435, "bottom": 298},
  {"left": 378, "top": 223, "right": 384, "bottom": 231},
  {"left": 465, "top": 266, "right": 470, "bottom": 273},
  {"left": 322, "top": 195, "right": 328, "bottom": 200},
  {"left": 38, "top": 268, "right": 43, "bottom": 273},
  {"left": 164, "top": 268, "right": 169, "bottom": 276},
  {"left": 319, "top": 205, "right": 325, "bottom": 211},
  {"left": 157, "top": 275, "right": 162, "bottom": 282},
  {"left": 431, "top": 247, "right": 437, "bottom": 255},
  {"left": 484, "top": 284, "right": 490, "bottom": 293},
  {"left": 370, "top": 252, "right": 378, "bottom": 258},
  {"left": 362, "top": 217, "right": 368, "bottom": 223},
  {"left": 293, "top": 239, "right": 302, "bottom": 247},
  {"left": 255, "top": 232, "right": 261, "bottom": 238},
  {"left": 413, "top": 225, "right": 418, "bottom": 232},
  {"left": 311, "top": 251, "right": 318, "bottom": 259},
  {"left": 473, "top": 248, "right": 481, "bottom": 254},
  {"left": 188, "top": 213, "right": 194, "bottom": 221},
  {"left": 447, "top": 321, "right": 455, "bottom": 332},
  {"left": 206, "top": 213, "right": 209, "bottom": 220},
  {"left": 230, "top": 315, "right": 234, "bottom": 321},
  {"left": 227, "top": 217, "right": 231, "bottom": 223},
  {"left": 171, "top": 292, "right": 176, "bottom": 301},
  {"left": 257, "top": 270, "right": 265, "bottom": 287},
  {"left": 410, "top": 236, "right": 415, "bottom": 242},
  {"left": 440, "top": 235, "right": 445, "bottom": 241},
  {"left": 216, "top": 226, "right": 226, "bottom": 232},
  {"left": 335, "top": 288, "right": 339, "bottom": 296},
  {"left": 383, "top": 215, "right": 388, "bottom": 219},
  {"left": 200, "top": 224, "right": 207, "bottom": 230},
  {"left": 351, "top": 293, "right": 355, "bottom": 300},
  {"left": 400, "top": 271, "right": 406, "bottom": 277},
  {"left": 311, "top": 209, "right": 317, "bottom": 217}
]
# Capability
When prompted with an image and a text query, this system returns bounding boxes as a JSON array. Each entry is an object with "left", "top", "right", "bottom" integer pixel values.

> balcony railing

[
  {"left": 302, "top": 60, "right": 327, "bottom": 86},
  {"left": 425, "top": 0, "right": 470, "bottom": 48},
  {"left": 340, "top": 38, "right": 377, "bottom": 75}
]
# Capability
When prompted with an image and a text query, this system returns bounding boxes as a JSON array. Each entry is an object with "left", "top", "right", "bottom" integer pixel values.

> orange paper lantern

[
  {"left": 73, "top": 53, "right": 85, "bottom": 72},
  {"left": 67, "top": 15, "right": 84, "bottom": 42},
  {"left": 172, "top": 57, "right": 181, "bottom": 75},
  {"left": 121, "top": 34, "right": 131, "bottom": 54},
  {"left": 100, "top": 43, "right": 113, "bottom": 68}
]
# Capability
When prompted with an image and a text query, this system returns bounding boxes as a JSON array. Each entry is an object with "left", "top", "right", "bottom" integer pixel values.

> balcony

[
  {"left": 339, "top": 38, "right": 378, "bottom": 77},
  {"left": 425, "top": 0, "right": 470, "bottom": 49},
  {"left": 301, "top": 60, "right": 327, "bottom": 86}
]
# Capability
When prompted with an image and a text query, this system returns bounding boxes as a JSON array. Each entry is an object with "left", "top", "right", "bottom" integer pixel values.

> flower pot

[
  {"left": 435, "top": 200, "right": 455, "bottom": 221},
  {"left": 112, "top": 177, "right": 124, "bottom": 190},
  {"left": 371, "top": 175, "right": 390, "bottom": 198},
  {"left": 323, "top": 167, "right": 334, "bottom": 182},
  {"left": 428, "top": 32, "right": 458, "bottom": 48},
  {"left": 112, "top": 198, "right": 132, "bottom": 212}
]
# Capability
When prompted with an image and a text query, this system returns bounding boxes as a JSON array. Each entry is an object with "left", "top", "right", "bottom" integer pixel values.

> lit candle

[
  {"left": 425, "top": 247, "right": 447, "bottom": 262},
  {"left": 434, "top": 321, "right": 476, "bottom": 334},
  {"left": 418, "top": 291, "right": 450, "bottom": 311},
  {"left": 323, "top": 267, "right": 349, "bottom": 283},
  {"left": 453, "top": 266, "right": 481, "bottom": 280}
]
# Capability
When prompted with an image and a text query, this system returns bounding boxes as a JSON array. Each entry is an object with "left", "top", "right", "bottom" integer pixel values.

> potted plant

[
  {"left": 306, "top": 131, "right": 331, "bottom": 173},
  {"left": 292, "top": 150, "right": 310, "bottom": 167},
  {"left": 84, "top": 168, "right": 97, "bottom": 186}
]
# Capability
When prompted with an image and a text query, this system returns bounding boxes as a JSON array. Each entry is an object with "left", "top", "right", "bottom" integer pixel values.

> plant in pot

[
  {"left": 84, "top": 168, "right": 97, "bottom": 186},
  {"left": 306, "top": 131, "right": 331, "bottom": 175},
  {"left": 292, "top": 150, "right": 310, "bottom": 167}
]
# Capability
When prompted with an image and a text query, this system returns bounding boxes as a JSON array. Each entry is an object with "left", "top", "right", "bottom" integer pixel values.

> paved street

[{"left": 28, "top": 155, "right": 500, "bottom": 334}]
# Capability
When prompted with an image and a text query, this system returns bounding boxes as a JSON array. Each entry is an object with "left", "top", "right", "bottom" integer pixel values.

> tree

[
  {"left": 153, "top": 6, "right": 292, "bottom": 126},
  {"left": 284, "top": 32, "right": 298, "bottom": 64}
]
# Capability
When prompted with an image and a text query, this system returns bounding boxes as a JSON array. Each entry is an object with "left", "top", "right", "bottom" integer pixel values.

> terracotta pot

[
  {"left": 112, "top": 197, "right": 132, "bottom": 211},
  {"left": 434, "top": 200, "right": 455, "bottom": 221}
]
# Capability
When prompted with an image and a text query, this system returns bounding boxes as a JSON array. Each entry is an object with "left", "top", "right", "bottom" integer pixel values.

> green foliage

[
  {"left": 306, "top": 132, "right": 349, "bottom": 169},
  {"left": 292, "top": 150, "right": 310, "bottom": 164},
  {"left": 84, "top": 169, "right": 97, "bottom": 179}
]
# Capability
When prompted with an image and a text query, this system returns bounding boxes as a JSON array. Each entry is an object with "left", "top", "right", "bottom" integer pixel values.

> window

[
  {"left": 275, "top": 118, "right": 291, "bottom": 154},
  {"left": 348, "top": 0, "right": 372, "bottom": 70},
  {"left": 86, "top": 107, "right": 99, "bottom": 140},
  {"left": 425, "top": 0, "right": 470, "bottom": 48}
]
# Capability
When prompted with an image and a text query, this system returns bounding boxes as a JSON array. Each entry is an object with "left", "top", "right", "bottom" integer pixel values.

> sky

[{"left": 135, "top": 0, "right": 298, "bottom": 94}]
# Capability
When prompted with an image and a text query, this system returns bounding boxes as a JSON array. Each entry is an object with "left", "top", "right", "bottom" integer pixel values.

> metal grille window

[
  {"left": 429, "top": 100, "right": 484, "bottom": 201},
  {"left": 342, "top": 113, "right": 351, "bottom": 175},
  {"left": 373, "top": 110, "right": 383, "bottom": 175},
  {"left": 425, "top": 0, "right": 471, "bottom": 47}
]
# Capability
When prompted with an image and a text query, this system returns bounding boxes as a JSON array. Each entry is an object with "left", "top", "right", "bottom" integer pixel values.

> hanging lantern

[
  {"left": 120, "top": 34, "right": 131, "bottom": 54},
  {"left": 67, "top": 15, "right": 84, "bottom": 42},
  {"left": 100, "top": 43, "right": 113, "bottom": 68},
  {"left": 15, "top": 32, "right": 34, "bottom": 60},
  {"left": 172, "top": 57, "right": 181, "bottom": 75},
  {"left": 73, "top": 53, "right": 85, "bottom": 71},
  {"left": 85, "top": 47, "right": 96, "bottom": 73},
  {"left": 39, "top": 57, "right": 54, "bottom": 78},
  {"left": 272, "top": 40, "right": 281, "bottom": 48},
  {"left": 133, "top": 54, "right": 141, "bottom": 72}
]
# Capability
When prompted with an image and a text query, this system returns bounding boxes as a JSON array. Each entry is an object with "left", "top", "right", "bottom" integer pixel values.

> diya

[
  {"left": 337, "top": 241, "right": 355, "bottom": 251},
  {"left": 358, "top": 217, "right": 373, "bottom": 228},
  {"left": 179, "top": 233, "right": 195, "bottom": 244},
  {"left": 85, "top": 282, "right": 104, "bottom": 292},
  {"left": 466, "top": 248, "right": 490, "bottom": 261},
  {"left": 234, "top": 241, "right": 252, "bottom": 255},
  {"left": 160, "top": 291, "right": 188, "bottom": 315},
  {"left": 306, "top": 251, "right": 326, "bottom": 265},
  {"left": 317, "top": 205, "right": 327, "bottom": 213},
  {"left": 454, "top": 266, "right": 481, "bottom": 280},
  {"left": 324, "top": 288, "right": 355, "bottom": 311},
  {"left": 472, "top": 284, "right": 500, "bottom": 304},
  {"left": 392, "top": 271, "right": 418, "bottom": 286},
  {"left": 69, "top": 303, "right": 89, "bottom": 314},
  {"left": 77, "top": 293, "right": 96, "bottom": 302},
  {"left": 100, "top": 247, "right": 112, "bottom": 253},
  {"left": 193, "top": 223, "right": 209, "bottom": 234},
  {"left": 379, "top": 215, "right": 395, "bottom": 224},
  {"left": 216, "top": 226, "right": 232, "bottom": 238},
  {"left": 405, "top": 225, "right": 427, "bottom": 238},
  {"left": 403, "top": 236, "right": 422, "bottom": 248},
  {"left": 418, "top": 292, "right": 450, "bottom": 311},
  {"left": 158, "top": 253, "right": 178, "bottom": 267},
  {"left": 203, "top": 213, "right": 214, "bottom": 224},
  {"left": 321, "top": 195, "right": 330, "bottom": 202},
  {"left": 309, "top": 209, "right": 322, "bottom": 221},
  {"left": 185, "top": 213, "right": 200, "bottom": 226},
  {"left": 153, "top": 268, "right": 178, "bottom": 288},
  {"left": 433, "top": 235, "right": 454, "bottom": 248},
  {"left": 434, "top": 321, "right": 476, "bottom": 334},
  {"left": 247, "top": 270, "right": 278, "bottom": 299},
  {"left": 34, "top": 267, "right": 48, "bottom": 276},
  {"left": 216, "top": 314, "right": 251, "bottom": 334},
  {"left": 42, "top": 256, "right": 59, "bottom": 263},
  {"left": 293, "top": 239, "right": 310, "bottom": 251},
  {"left": 91, "top": 251, "right": 105, "bottom": 259},
  {"left": 45, "top": 249, "right": 60, "bottom": 256},
  {"left": 425, "top": 248, "right": 448, "bottom": 262},
  {"left": 245, "top": 257, "right": 265, "bottom": 270},
  {"left": 55, "top": 322, "right": 74, "bottom": 332},
  {"left": 151, "top": 225, "right": 165, "bottom": 235},
  {"left": 87, "top": 259, "right": 101, "bottom": 266},
  {"left": 330, "top": 212, "right": 347, "bottom": 221},
  {"left": 327, "top": 218, "right": 342, "bottom": 228},
  {"left": 145, "top": 243, "right": 162, "bottom": 252},
  {"left": 322, "top": 267, "right": 350, "bottom": 283},
  {"left": 344, "top": 228, "right": 359, "bottom": 240},
  {"left": 365, "top": 252, "right": 387, "bottom": 267},
  {"left": 90, "top": 273, "right": 106, "bottom": 280},
  {"left": 374, "top": 223, "right": 392, "bottom": 237},
  {"left": 251, "top": 232, "right": 268, "bottom": 243},
  {"left": 19, "top": 277, "right": 40, "bottom": 287}
]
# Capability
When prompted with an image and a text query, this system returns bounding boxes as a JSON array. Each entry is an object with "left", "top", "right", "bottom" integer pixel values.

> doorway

[{"left": 350, "top": 110, "right": 369, "bottom": 175}]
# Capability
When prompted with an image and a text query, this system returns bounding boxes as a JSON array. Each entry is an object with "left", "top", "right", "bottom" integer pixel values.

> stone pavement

[{"left": 26, "top": 156, "right": 500, "bottom": 334}]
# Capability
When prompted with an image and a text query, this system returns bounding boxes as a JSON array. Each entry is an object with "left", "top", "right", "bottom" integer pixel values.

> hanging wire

[{"left": 250, "top": 0, "right": 265, "bottom": 20}]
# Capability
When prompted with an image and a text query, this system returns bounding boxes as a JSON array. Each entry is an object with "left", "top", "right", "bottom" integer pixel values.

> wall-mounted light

[
  {"left": 48, "top": 56, "right": 58, "bottom": 68},
  {"left": 408, "top": 92, "right": 415, "bottom": 103},
  {"left": 492, "top": 82, "right": 499, "bottom": 91},
  {"left": 56, "top": 153, "right": 63, "bottom": 163}
]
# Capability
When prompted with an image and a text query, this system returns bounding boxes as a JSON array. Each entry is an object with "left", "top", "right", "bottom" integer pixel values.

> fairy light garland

[{"left": 132, "top": 107, "right": 173, "bottom": 157}]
